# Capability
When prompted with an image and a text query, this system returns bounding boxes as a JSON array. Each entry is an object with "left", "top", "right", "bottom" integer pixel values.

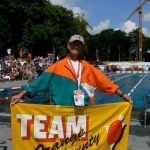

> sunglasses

[{"left": 70, "top": 42, "right": 84, "bottom": 49}]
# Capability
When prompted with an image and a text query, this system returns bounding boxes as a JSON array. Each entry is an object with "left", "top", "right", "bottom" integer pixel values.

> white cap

[{"left": 69, "top": 35, "right": 84, "bottom": 44}]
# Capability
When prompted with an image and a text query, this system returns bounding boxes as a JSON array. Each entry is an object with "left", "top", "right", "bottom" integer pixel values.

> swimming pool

[
  {"left": 0, "top": 73, "right": 150, "bottom": 110},
  {"left": 95, "top": 73, "right": 150, "bottom": 109}
]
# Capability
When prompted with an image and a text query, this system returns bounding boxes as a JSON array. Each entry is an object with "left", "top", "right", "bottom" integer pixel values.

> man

[{"left": 11, "top": 34, "right": 132, "bottom": 105}]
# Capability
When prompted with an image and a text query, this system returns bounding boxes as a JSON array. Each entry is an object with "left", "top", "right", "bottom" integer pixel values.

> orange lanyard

[{"left": 68, "top": 58, "right": 80, "bottom": 80}]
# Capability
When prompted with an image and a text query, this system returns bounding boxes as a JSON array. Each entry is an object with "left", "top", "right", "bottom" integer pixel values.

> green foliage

[
  {"left": 0, "top": 0, "right": 89, "bottom": 57},
  {"left": 0, "top": 0, "right": 150, "bottom": 61},
  {"left": 87, "top": 29, "right": 133, "bottom": 61}
]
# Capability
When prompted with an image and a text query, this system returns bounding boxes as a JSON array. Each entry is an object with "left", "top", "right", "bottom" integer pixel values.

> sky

[{"left": 49, "top": 0, "right": 150, "bottom": 37}]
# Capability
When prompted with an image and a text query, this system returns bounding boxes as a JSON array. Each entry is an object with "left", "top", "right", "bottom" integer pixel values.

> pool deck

[
  {"left": 0, "top": 80, "right": 28, "bottom": 89},
  {"left": 129, "top": 110, "right": 150, "bottom": 150},
  {"left": 0, "top": 110, "right": 150, "bottom": 150}
]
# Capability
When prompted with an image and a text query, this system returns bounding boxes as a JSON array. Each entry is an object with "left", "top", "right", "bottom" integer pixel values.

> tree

[
  {"left": 87, "top": 29, "right": 114, "bottom": 61},
  {"left": 0, "top": 0, "right": 89, "bottom": 58},
  {"left": 112, "top": 30, "right": 130, "bottom": 61}
]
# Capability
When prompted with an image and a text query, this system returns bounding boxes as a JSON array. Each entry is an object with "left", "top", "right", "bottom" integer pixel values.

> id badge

[{"left": 73, "top": 90, "right": 84, "bottom": 106}]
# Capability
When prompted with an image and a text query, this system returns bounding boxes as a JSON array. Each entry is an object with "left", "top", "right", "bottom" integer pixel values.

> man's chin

[{"left": 70, "top": 53, "right": 80, "bottom": 60}]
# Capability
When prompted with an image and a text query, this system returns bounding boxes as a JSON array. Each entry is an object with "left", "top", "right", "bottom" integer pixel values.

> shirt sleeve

[
  {"left": 89, "top": 65, "right": 119, "bottom": 95},
  {"left": 24, "top": 72, "right": 52, "bottom": 97}
]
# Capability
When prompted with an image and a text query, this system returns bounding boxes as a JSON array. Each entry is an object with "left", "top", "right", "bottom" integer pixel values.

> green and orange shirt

[{"left": 24, "top": 57, "right": 119, "bottom": 106}]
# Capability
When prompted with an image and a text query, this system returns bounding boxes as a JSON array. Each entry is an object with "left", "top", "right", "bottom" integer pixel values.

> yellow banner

[{"left": 11, "top": 102, "right": 132, "bottom": 150}]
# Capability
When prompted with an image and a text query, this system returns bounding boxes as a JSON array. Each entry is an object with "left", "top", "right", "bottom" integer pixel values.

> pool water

[{"left": 95, "top": 73, "right": 150, "bottom": 109}]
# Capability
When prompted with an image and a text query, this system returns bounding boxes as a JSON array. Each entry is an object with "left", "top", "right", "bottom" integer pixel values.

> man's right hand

[
  {"left": 11, "top": 90, "right": 27, "bottom": 104},
  {"left": 11, "top": 94, "right": 24, "bottom": 104}
]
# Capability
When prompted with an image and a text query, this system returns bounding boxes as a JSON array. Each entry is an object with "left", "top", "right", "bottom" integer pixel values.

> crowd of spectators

[{"left": 0, "top": 54, "right": 55, "bottom": 82}]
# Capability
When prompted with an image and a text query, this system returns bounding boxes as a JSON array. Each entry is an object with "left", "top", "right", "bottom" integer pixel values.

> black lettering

[
  {"left": 35, "top": 144, "right": 51, "bottom": 150},
  {"left": 93, "top": 134, "right": 100, "bottom": 146},
  {"left": 78, "top": 129, "right": 85, "bottom": 137},
  {"left": 60, "top": 137, "right": 70, "bottom": 146},
  {"left": 70, "top": 133, "right": 78, "bottom": 146},
  {"left": 75, "top": 133, "right": 100, "bottom": 150},
  {"left": 35, "top": 144, "right": 44, "bottom": 150},
  {"left": 88, "top": 136, "right": 94, "bottom": 146},
  {"left": 81, "top": 144, "right": 86, "bottom": 150},
  {"left": 60, "top": 139, "right": 65, "bottom": 147},
  {"left": 64, "top": 137, "right": 70, "bottom": 145},
  {"left": 85, "top": 141, "right": 89, "bottom": 149},
  {"left": 51, "top": 142, "right": 60, "bottom": 150},
  {"left": 76, "top": 146, "right": 81, "bottom": 150},
  {"left": 35, "top": 130, "right": 89, "bottom": 150}
]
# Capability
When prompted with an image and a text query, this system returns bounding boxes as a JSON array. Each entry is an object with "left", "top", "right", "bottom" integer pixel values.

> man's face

[{"left": 68, "top": 41, "right": 84, "bottom": 60}]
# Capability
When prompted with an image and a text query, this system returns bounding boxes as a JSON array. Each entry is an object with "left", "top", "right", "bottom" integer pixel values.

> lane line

[
  {"left": 0, "top": 113, "right": 11, "bottom": 117},
  {"left": 113, "top": 73, "right": 135, "bottom": 82},
  {"left": 128, "top": 73, "right": 148, "bottom": 96}
]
